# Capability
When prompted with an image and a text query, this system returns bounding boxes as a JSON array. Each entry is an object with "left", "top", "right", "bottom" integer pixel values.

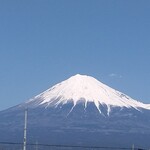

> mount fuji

[{"left": 0, "top": 74, "right": 150, "bottom": 149}]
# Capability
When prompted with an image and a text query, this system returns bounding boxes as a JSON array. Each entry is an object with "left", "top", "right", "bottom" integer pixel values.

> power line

[{"left": 0, "top": 142, "right": 147, "bottom": 150}]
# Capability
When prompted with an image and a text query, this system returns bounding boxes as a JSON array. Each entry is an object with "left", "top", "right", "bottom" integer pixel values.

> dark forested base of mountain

[{"left": 0, "top": 104, "right": 150, "bottom": 149}]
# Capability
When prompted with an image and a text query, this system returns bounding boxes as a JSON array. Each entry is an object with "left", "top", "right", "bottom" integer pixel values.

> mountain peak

[
  {"left": 26, "top": 74, "right": 150, "bottom": 115},
  {"left": 68, "top": 74, "right": 96, "bottom": 81}
]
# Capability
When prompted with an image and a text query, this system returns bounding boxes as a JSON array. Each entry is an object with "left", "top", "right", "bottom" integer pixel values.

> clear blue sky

[{"left": 0, "top": 0, "right": 150, "bottom": 111}]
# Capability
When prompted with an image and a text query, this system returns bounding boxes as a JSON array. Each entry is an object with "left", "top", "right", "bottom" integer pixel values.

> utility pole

[
  {"left": 35, "top": 141, "right": 38, "bottom": 150},
  {"left": 23, "top": 109, "right": 28, "bottom": 150},
  {"left": 132, "top": 144, "right": 134, "bottom": 150}
]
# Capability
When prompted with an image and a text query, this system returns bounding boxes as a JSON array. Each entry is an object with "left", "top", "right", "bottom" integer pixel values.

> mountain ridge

[
  {"left": 0, "top": 74, "right": 150, "bottom": 149},
  {"left": 22, "top": 74, "right": 150, "bottom": 116}
]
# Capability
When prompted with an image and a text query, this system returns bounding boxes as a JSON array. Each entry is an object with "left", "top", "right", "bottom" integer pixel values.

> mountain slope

[
  {"left": 0, "top": 74, "right": 150, "bottom": 149},
  {"left": 23, "top": 74, "right": 150, "bottom": 115}
]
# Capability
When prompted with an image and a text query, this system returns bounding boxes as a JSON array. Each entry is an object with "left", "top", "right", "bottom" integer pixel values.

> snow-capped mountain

[
  {"left": 0, "top": 74, "right": 150, "bottom": 149},
  {"left": 24, "top": 74, "right": 150, "bottom": 115}
]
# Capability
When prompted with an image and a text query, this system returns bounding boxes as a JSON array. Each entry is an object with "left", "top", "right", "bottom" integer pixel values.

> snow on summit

[{"left": 27, "top": 74, "right": 150, "bottom": 114}]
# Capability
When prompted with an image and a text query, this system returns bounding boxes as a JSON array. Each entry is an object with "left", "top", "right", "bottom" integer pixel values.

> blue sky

[{"left": 0, "top": 0, "right": 150, "bottom": 110}]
